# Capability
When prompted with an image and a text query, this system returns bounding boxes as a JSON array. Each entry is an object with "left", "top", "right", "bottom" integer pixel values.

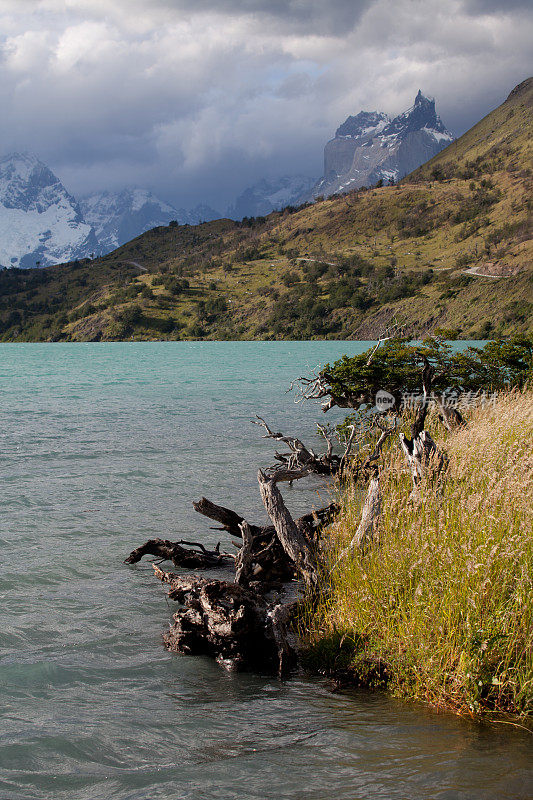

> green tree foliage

[{"left": 320, "top": 337, "right": 533, "bottom": 411}]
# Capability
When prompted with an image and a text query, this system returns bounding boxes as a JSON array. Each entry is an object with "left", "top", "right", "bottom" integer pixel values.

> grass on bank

[{"left": 304, "top": 390, "right": 533, "bottom": 719}]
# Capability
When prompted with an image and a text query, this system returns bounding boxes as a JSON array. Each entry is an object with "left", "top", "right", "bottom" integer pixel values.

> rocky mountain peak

[
  {"left": 0, "top": 152, "right": 98, "bottom": 268},
  {"left": 381, "top": 91, "right": 448, "bottom": 139},
  {"left": 335, "top": 111, "right": 390, "bottom": 140},
  {"left": 311, "top": 90, "right": 454, "bottom": 199},
  {"left": 0, "top": 152, "right": 76, "bottom": 215}
]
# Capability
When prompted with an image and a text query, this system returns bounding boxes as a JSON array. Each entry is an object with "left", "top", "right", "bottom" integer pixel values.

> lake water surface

[{"left": 1, "top": 342, "right": 532, "bottom": 800}]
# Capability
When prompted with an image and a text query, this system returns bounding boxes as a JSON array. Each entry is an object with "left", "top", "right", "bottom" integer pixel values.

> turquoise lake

[{"left": 0, "top": 341, "right": 532, "bottom": 800}]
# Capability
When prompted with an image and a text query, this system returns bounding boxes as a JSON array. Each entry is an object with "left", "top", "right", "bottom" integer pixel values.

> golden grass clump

[{"left": 306, "top": 390, "right": 533, "bottom": 718}]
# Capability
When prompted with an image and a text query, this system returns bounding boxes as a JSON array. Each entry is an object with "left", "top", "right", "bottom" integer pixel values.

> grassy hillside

[
  {"left": 304, "top": 390, "right": 533, "bottom": 718},
  {"left": 1, "top": 79, "right": 532, "bottom": 342}
]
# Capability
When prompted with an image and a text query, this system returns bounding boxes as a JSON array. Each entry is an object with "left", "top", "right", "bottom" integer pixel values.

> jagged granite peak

[
  {"left": 0, "top": 152, "right": 99, "bottom": 268},
  {"left": 80, "top": 189, "right": 220, "bottom": 253},
  {"left": 311, "top": 91, "right": 454, "bottom": 199},
  {"left": 335, "top": 111, "right": 390, "bottom": 139},
  {"left": 226, "top": 175, "right": 316, "bottom": 220},
  {"left": 380, "top": 90, "right": 451, "bottom": 139}
]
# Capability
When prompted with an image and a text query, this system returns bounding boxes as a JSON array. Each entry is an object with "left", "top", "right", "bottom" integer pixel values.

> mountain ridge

[
  {"left": 226, "top": 175, "right": 316, "bottom": 219},
  {"left": 80, "top": 189, "right": 219, "bottom": 253},
  {"left": 0, "top": 154, "right": 221, "bottom": 267},
  {"left": 0, "top": 77, "right": 530, "bottom": 342}
]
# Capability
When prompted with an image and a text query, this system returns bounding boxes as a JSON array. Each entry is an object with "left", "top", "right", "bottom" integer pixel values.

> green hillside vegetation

[{"left": 1, "top": 78, "right": 532, "bottom": 342}]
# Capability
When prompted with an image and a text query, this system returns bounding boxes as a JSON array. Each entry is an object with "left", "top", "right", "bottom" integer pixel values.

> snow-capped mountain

[
  {"left": 312, "top": 91, "right": 454, "bottom": 198},
  {"left": 226, "top": 175, "right": 316, "bottom": 220},
  {"left": 0, "top": 155, "right": 222, "bottom": 268},
  {"left": 0, "top": 153, "right": 99, "bottom": 268},
  {"left": 80, "top": 189, "right": 219, "bottom": 253}
]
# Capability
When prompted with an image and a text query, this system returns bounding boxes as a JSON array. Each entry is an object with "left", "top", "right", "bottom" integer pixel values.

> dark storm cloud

[
  {"left": 0, "top": 0, "right": 531, "bottom": 210},
  {"left": 462, "top": 0, "right": 533, "bottom": 13},
  {"left": 152, "top": 0, "right": 373, "bottom": 35}
]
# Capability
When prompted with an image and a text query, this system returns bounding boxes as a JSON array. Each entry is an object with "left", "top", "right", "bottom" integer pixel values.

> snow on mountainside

[
  {"left": 335, "top": 110, "right": 390, "bottom": 139},
  {"left": 0, "top": 153, "right": 99, "bottom": 268},
  {"left": 80, "top": 190, "right": 220, "bottom": 253},
  {"left": 226, "top": 175, "right": 316, "bottom": 219},
  {"left": 312, "top": 91, "right": 454, "bottom": 198},
  {"left": 0, "top": 154, "right": 222, "bottom": 268}
]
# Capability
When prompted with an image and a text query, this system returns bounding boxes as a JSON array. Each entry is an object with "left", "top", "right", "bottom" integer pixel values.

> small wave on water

[{"left": 0, "top": 342, "right": 532, "bottom": 800}]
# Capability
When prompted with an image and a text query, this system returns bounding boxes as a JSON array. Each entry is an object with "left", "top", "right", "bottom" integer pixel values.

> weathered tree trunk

[
  {"left": 335, "top": 475, "right": 381, "bottom": 564},
  {"left": 257, "top": 469, "right": 319, "bottom": 590},
  {"left": 191, "top": 497, "right": 255, "bottom": 538},
  {"left": 347, "top": 476, "right": 381, "bottom": 552},
  {"left": 192, "top": 495, "right": 337, "bottom": 542},
  {"left": 399, "top": 430, "right": 448, "bottom": 490},
  {"left": 234, "top": 521, "right": 255, "bottom": 586}
]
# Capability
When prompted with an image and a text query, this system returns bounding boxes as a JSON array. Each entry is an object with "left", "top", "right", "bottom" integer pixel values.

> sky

[{"left": 0, "top": 0, "right": 531, "bottom": 212}]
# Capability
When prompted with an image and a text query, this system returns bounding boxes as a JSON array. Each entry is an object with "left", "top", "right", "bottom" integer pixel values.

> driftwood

[
  {"left": 252, "top": 415, "right": 345, "bottom": 479},
  {"left": 234, "top": 521, "right": 255, "bottom": 586},
  {"left": 126, "top": 476, "right": 335, "bottom": 675},
  {"left": 124, "top": 346, "right": 457, "bottom": 679},
  {"left": 155, "top": 564, "right": 299, "bottom": 676},
  {"left": 258, "top": 469, "right": 319, "bottom": 590},
  {"left": 126, "top": 497, "right": 338, "bottom": 585},
  {"left": 124, "top": 538, "right": 234, "bottom": 569}
]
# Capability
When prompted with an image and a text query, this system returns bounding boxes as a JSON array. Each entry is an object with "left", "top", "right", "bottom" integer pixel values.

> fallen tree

[{"left": 125, "top": 482, "right": 335, "bottom": 676}]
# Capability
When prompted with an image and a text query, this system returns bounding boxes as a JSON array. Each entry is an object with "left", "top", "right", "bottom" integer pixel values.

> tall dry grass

[{"left": 305, "top": 391, "right": 533, "bottom": 718}]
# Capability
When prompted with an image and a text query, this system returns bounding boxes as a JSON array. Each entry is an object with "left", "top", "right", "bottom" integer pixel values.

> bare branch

[
  {"left": 124, "top": 538, "right": 233, "bottom": 569},
  {"left": 252, "top": 416, "right": 340, "bottom": 479}
]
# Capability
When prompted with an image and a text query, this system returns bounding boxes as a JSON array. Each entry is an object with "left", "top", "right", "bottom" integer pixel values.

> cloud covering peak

[{"left": 0, "top": 0, "right": 531, "bottom": 209}]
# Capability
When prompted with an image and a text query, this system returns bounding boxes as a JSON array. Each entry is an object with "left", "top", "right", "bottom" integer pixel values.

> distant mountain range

[
  {"left": 79, "top": 190, "right": 219, "bottom": 254},
  {"left": 226, "top": 175, "right": 316, "bottom": 219},
  {"left": 0, "top": 90, "right": 453, "bottom": 267},
  {"left": 0, "top": 154, "right": 220, "bottom": 268},
  {"left": 0, "top": 76, "right": 531, "bottom": 341}
]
